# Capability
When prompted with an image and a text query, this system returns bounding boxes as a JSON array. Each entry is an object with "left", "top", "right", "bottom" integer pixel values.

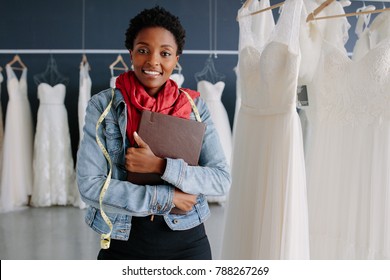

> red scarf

[{"left": 115, "top": 71, "right": 200, "bottom": 145}]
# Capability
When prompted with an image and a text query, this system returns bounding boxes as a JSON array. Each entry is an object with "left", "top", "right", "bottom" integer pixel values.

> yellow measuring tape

[
  {"left": 96, "top": 88, "right": 115, "bottom": 249},
  {"left": 179, "top": 88, "right": 202, "bottom": 122}
]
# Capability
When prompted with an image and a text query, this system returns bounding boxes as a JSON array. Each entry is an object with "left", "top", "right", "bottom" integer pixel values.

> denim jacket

[{"left": 76, "top": 88, "right": 231, "bottom": 240}]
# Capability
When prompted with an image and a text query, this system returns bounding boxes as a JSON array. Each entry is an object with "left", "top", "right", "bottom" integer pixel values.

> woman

[{"left": 76, "top": 6, "right": 231, "bottom": 260}]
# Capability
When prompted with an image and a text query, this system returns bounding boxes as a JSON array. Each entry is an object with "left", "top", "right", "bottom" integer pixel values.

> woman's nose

[{"left": 147, "top": 52, "right": 160, "bottom": 66}]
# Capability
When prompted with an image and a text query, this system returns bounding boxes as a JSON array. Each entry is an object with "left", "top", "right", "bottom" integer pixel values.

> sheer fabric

[
  {"left": 0, "top": 66, "right": 33, "bottom": 212},
  {"left": 30, "top": 83, "right": 77, "bottom": 207},
  {"left": 222, "top": 0, "right": 309, "bottom": 259}
]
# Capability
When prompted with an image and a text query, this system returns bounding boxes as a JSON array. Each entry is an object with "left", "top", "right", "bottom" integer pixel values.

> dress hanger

[
  {"left": 237, "top": 1, "right": 285, "bottom": 21},
  {"left": 194, "top": 56, "right": 225, "bottom": 84},
  {"left": 307, "top": 0, "right": 390, "bottom": 22},
  {"left": 6, "top": 54, "right": 27, "bottom": 71},
  {"left": 33, "top": 54, "right": 69, "bottom": 86},
  {"left": 109, "top": 54, "right": 129, "bottom": 72}
]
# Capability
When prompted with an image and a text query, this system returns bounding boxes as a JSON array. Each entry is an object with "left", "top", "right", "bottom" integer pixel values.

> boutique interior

[{"left": 1, "top": 0, "right": 390, "bottom": 260}]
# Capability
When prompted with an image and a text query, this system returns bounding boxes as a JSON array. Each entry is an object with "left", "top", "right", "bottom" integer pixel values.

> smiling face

[{"left": 130, "top": 27, "right": 179, "bottom": 96}]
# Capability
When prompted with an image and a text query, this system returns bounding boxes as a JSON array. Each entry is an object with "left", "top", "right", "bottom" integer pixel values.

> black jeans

[{"left": 97, "top": 215, "right": 212, "bottom": 260}]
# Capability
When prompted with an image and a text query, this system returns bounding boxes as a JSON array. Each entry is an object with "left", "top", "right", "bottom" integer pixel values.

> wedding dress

[
  {"left": 198, "top": 80, "right": 232, "bottom": 204},
  {"left": 78, "top": 62, "right": 91, "bottom": 144},
  {"left": 74, "top": 62, "right": 91, "bottom": 209},
  {"left": 0, "top": 66, "right": 33, "bottom": 212},
  {"left": 30, "top": 83, "right": 77, "bottom": 207},
  {"left": 0, "top": 71, "right": 3, "bottom": 175},
  {"left": 222, "top": 0, "right": 309, "bottom": 259},
  {"left": 300, "top": 4, "right": 390, "bottom": 259}
]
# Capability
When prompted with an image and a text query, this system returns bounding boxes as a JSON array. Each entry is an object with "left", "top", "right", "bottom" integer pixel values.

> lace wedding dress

[
  {"left": 222, "top": 0, "right": 309, "bottom": 259},
  {"left": 30, "top": 83, "right": 77, "bottom": 207},
  {"left": 0, "top": 66, "right": 33, "bottom": 212},
  {"left": 301, "top": 4, "right": 390, "bottom": 259}
]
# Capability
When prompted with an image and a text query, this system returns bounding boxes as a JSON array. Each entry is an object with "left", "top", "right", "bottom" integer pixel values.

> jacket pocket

[{"left": 103, "top": 119, "right": 123, "bottom": 156}]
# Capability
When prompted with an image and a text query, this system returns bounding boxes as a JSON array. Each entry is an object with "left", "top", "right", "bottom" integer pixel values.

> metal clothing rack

[{"left": 0, "top": 49, "right": 238, "bottom": 55}]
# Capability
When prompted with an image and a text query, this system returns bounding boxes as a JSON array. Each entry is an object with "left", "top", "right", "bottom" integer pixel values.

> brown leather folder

[{"left": 127, "top": 110, "right": 206, "bottom": 185}]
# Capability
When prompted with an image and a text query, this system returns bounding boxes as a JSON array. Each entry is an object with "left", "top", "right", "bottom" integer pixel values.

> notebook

[{"left": 127, "top": 110, "right": 206, "bottom": 185}]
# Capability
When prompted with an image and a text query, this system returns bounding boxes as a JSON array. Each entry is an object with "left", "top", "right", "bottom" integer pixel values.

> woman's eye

[
  {"left": 162, "top": 51, "right": 171, "bottom": 57},
  {"left": 137, "top": 49, "right": 147, "bottom": 54}
]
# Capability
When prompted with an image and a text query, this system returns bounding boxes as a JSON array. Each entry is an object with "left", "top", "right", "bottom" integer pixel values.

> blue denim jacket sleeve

[
  {"left": 77, "top": 89, "right": 175, "bottom": 216},
  {"left": 161, "top": 97, "right": 231, "bottom": 196}
]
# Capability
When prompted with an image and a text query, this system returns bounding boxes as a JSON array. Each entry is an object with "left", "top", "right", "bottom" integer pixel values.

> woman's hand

[
  {"left": 125, "top": 132, "right": 166, "bottom": 174},
  {"left": 172, "top": 188, "right": 197, "bottom": 212}
]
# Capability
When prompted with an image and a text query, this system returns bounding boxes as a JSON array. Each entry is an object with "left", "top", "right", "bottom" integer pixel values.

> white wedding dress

[
  {"left": 198, "top": 80, "right": 232, "bottom": 204},
  {"left": 0, "top": 66, "right": 34, "bottom": 213},
  {"left": 78, "top": 62, "right": 91, "bottom": 144},
  {"left": 74, "top": 63, "right": 91, "bottom": 209},
  {"left": 301, "top": 5, "right": 390, "bottom": 259},
  {"left": 30, "top": 83, "right": 77, "bottom": 207},
  {"left": 0, "top": 71, "right": 3, "bottom": 175},
  {"left": 222, "top": 0, "right": 309, "bottom": 260}
]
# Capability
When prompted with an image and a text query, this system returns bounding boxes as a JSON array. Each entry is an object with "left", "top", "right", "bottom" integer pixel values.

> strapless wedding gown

[
  {"left": 30, "top": 83, "right": 77, "bottom": 207},
  {"left": 198, "top": 80, "right": 232, "bottom": 204}
]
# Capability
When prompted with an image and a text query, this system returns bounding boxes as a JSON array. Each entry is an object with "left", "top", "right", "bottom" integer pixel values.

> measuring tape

[{"left": 96, "top": 88, "right": 115, "bottom": 249}]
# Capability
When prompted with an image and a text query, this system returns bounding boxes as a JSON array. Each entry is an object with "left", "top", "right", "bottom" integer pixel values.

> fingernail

[{"left": 134, "top": 131, "right": 138, "bottom": 137}]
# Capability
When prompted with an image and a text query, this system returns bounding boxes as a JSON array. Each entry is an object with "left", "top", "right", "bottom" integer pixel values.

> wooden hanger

[
  {"left": 6, "top": 54, "right": 27, "bottom": 71},
  {"left": 307, "top": 0, "right": 390, "bottom": 22},
  {"left": 237, "top": 1, "right": 285, "bottom": 21},
  {"left": 109, "top": 54, "right": 129, "bottom": 71}
]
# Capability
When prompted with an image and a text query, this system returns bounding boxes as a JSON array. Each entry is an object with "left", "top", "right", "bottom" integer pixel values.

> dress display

[
  {"left": 222, "top": 0, "right": 309, "bottom": 260},
  {"left": 30, "top": 83, "right": 77, "bottom": 207},
  {"left": 0, "top": 66, "right": 33, "bottom": 213},
  {"left": 198, "top": 80, "right": 232, "bottom": 204},
  {"left": 301, "top": 5, "right": 390, "bottom": 259}
]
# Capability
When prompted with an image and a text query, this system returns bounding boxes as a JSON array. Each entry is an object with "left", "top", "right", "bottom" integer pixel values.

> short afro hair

[{"left": 125, "top": 6, "right": 186, "bottom": 55}]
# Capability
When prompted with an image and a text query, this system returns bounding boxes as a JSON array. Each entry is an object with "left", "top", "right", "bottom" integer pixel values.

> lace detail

[{"left": 312, "top": 39, "right": 390, "bottom": 126}]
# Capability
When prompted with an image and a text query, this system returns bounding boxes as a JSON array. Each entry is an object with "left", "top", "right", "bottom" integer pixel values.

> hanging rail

[{"left": 0, "top": 49, "right": 238, "bottom": 55}]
